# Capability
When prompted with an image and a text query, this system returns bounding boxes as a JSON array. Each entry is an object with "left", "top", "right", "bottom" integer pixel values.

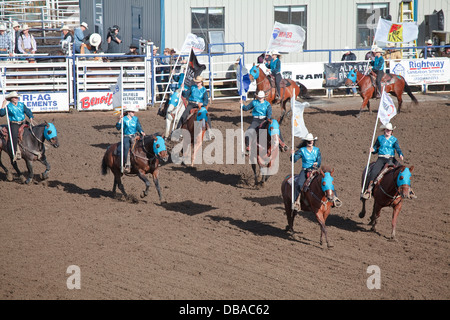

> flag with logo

[
  {"left": 237, "top": 57, "right": 251, "bottom": 100},
  {"left": 374, "top": 18, "right": 418, "bottom": 44},
  {"left": 378, "top": 89, "right": 397, "bottom": 125},
  {"left": 267, "top": 22, "right": 306, "bottom": 53},
  {"left": 181, "top": 33, "right": 206, "bottom": 55},
  {"left": 292, "top": 100, "right": 310, "bottom": 138},
  {"left": 184, "top": 48, "right": 207, "bottom": 88},
  {"left": 110, "top": 69, "right": 123, "bottom": 113}
]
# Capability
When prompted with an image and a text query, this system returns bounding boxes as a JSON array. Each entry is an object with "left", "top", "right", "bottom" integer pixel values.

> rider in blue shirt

[
  {"left": 370, "top": 47, "right": 385, "bottom": 97},
  {"left": 116, "top": 106, "right": 145, "bottom": 173},
  {"left": 0, "top": 91, "right": 34, "bottom": 161},
  {"left": 290, "top": 133, "right": 322, "bottom": 211},
  {"left": 241, "top": 90, "right": 272, "bottom": 154},
  {"left": 265, "top": 51, "right": 282, "bottom": 99},
  {"left": 362, "top": 122, "right": 404, "bottom": 199}
]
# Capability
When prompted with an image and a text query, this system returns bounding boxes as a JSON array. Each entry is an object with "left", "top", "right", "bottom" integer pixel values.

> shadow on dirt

[{"left": 159, "top": 200, "right": 217, "bottom": 216}]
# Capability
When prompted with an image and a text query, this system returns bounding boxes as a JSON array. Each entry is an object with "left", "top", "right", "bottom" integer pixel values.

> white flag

[
  {"left": 181, "top": 33, "right": 205, "bottom": 55},
  {"left": 378, "top": 90, "right": 397, "bottom": 125},
  {"left": 268, "top": 22, "right": 306, "bottom": 53},
  {"left": 110, "top": 71, "right": 123, "bottom": 109},
  {"left": 374, "top": 18, "right": 418, "bottom": 44},
  {"left": 292, "top": 101, "right": 309, "bottom": 138}
]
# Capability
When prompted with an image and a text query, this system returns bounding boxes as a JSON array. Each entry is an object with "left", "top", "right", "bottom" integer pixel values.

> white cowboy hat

[
  {"left": 6, "top": 91, "right": 20, "bottom": 100},
  {"left": 89, "top": 33, "right": 102, "bottom": 47},
  {"left": 303, "top": 133, "right": 318, "bottom": 141},
  {"left": 380, "top": 123, "right": 396, "bottom": 131},
  {"left": 22, "top": 24, "right": 30, "bottom": 30},
  {"left": 194, "top": 76, "right": 204, "bottom": 83},
  {"left": 124, "top": 106, "right": 138, "bottom": 113},
  {"left": 342, "top": 46, "right": 351, "bottom": 54},
  {"left": 153, "top": 46, "right": 159, "bottom": 50},
  {"left": 81, "top": 22, "right": 89, "bottom": 29},
  {"left": 426, "top": 39, "right": 433, "bottom": 45},
  {"left": 374, "top": 47, "right": 385, "bottom": 53},
  {"left": 371, "top": 45, "right": 378, "bottom": 51},
  {"left": 257, "top": 91, "right": 266, "bottom": 99},
  {"left": 270, "top": 50, "right": 281, "bottom": 56},
  {"left": 60, "top": 25, "right": 70, "bottom": 31},
  {"left": 0, "top": 24, "right": 6, "bottom": 31},
  {"left": 12, "top": 21, "right": 20, "bottom": 28}
]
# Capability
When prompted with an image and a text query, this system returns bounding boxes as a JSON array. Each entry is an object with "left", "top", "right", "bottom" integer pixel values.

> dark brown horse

[
  {"left": 249, "top": 65, "right": 309, "bottom": 124},
  {"left": 0, "top": 122, "right": 59, "bottom": 184},
  {"left": 345, "top": 69, "right": 418, "bottom": 117},
  {"left": 281, "top": 166, "right": 341, "bottom": 248},
  {"left": 359, "top": 164, "right": 416, "bottom": 240},
  {"left": 101, "top": 133, "right": 169, "bottom": 202},
  {"left": 248, "top": 119, "right": 280, "bottom": 187}
]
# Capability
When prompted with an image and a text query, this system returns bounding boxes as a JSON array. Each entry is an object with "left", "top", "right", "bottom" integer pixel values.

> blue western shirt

[
  {"left": 372, "top": 135, "right": 403, "bottom": 157},
  {"left": 187, "top": 86, "right": 208, "bottom": 107},
  {"left": 292, "top": 146, "right": 322, "bottom": 170},
  {"left": 242, "top": 100, "right": 272, "bottom": 118},
  {"left": 370, "top": 56, "right": 385, "bottom": 71},
  {"left": 266, "top": 58, "right": 281, "bottom": 75},
  {"left": 0, "top": 102, "right": 34, "bottom": 122},
  {"left": 116, "top": 115, "right": 143, "bottom": 136}
]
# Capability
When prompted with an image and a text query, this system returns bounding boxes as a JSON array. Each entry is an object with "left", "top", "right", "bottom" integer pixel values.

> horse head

[
  {"left": 345, "top": 69, "right": 357, "bottom": 87},
  {"left": 396, "top": 166, "right": 416, "bottom": 199},
  {"left": 44, "top": 122, "right": 59, "bottom": 148},
  {"left": 151, "top": 135, "right": 169, "bottom": 163},
  {"left": 249, "top": 65, "right": 260, "bottom": 82},
  {"left": 320, "top": 168, "right": 342, "bottom": 208}
]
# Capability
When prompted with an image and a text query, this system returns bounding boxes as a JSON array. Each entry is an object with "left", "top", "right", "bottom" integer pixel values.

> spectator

[
  {"left": 125, "top": 44, "right": 139, "bottom": 56},
  {"left": 365, "top": 44, "right": 377, "bottom": 61},
  {"left": 420, "top": 39, "right": 437, "bottom": 58},
  {"left": 74, "top": 22, "right": 88, "bottom": 54},
  {"left": 341, "top": 46, "right": 357, "bottom": 96},
  {"left": 60, "top": 25, "right": 73, "bottom": 55},
  {"left": 0, "top": 24, "right": 13, "bottom": 59},
  {"left": 11, "top": 21, "right": 21, "bottom": 54},
  {"left": 439, "top": 44, "right": 450, "bottom": 58},
  {"left": 17, "top": 24, "right": 37, "bottom": 55},
  {"left": 106, "top": 25, "right": 122, "bottom": 53}
]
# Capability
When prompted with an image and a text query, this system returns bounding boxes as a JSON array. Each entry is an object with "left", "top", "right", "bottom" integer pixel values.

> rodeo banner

[{"left": 323, "top": 62, "right": 369, "bottom": 88}]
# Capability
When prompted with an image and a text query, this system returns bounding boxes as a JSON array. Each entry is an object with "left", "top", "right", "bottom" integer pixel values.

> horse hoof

[
  {"left": 20, "top": 176, "right": 27, "bottom": 184},
  {"left": 327, "top": 242, "right": 334, "bottom": 248},
  {"left": 25, "top": 178, "right": 33, "bottom": 185},
  {"left": 160, "top": 199, "right": 167, "bottom": 204},
  {"left": 41, "top": 172, "right": 49, "bottom": 180},
  {"left": 6, "top": 172, "right": 13, "bottom": 182},
  {"left": 359, "top": 211, "right": 366, "bottom": 219},
  {"left": 140, "top": 191, "right": 148, "bottom": 198},
  {"left": 388, "top": 237, "right": 398, "bottom": 242}
]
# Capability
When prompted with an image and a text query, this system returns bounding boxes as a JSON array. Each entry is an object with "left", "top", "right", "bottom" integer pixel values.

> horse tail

[
  {"left": 101, "top": 153, "right": 109, "bottom": 175},
  {"left": 404, "top": 81, "right": 418, "bottom": 105},
  {"left": 295, "top": 81, "right": 312, "bottom": 99}
]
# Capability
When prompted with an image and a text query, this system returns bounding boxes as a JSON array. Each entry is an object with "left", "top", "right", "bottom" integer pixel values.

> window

[
  {"left": 94, "top": 0, "right": 104, "bottom": 37},
  {"left": 357, "top": 3, "right": 390, "bottom": 48},
  {"left": 191, "top": 7, "right": 225, "bottom": 53},
  {"left": 274, "top": 6, "right": 307, "bottom": 49}
]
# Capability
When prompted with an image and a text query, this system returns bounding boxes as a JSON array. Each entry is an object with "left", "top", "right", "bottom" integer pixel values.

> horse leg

[
  {"left": 10, "top": 157, "right": 25, "bottom": 183},
  {"left": 113, "top": 172, "right": 127, "bottom": 198},
  {"left": 278, "top": 101, "right": 287, "bottom": 125},
  {"left": 359, "top": 199, "right": 367, "bottom": 218},
  {"left": 390, "top": 202, "right": 403, "bottom": 241},
  {"left": 316, "top": 210, "right": 329, "bottom": 247},
  {"left": 369, "top": 202, "right": 382, "bottom": 233},
  {"left": 152, "top": 170, "right": 166, "bottom": 203},
  {"left": 358, "top": 96, "right": 370, "bottom": 118},
  {"left": 24, "top": 159, "right": 34, "bottom": 185},
  {"left": 39, "top": 155, "right": 51, "bottom": 180},
  {"left": 137, "top": 170, "right": 151, "bottom": 199},
  {"left": 251, "top": 163, "right": 259, "bottom": 186},
  {"left": 396, "top": 93, "right": 403, "bottom": 113},
  {"left": 0, "top": 154, "right": 12, "bottom": 181},
  {"left": 322, "top": 207, "right": 333, "bottom": 248}
]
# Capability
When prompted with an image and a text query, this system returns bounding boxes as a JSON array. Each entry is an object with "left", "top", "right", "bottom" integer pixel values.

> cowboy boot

[
  {"left": 293, "top": 195, "right": 301, "bottom": 211},
  {"left": 361, "top": 181, "right": 374, "bottom": 200},
  {"left": 14, "top": 149, "right": 22, "bottom": 161}
]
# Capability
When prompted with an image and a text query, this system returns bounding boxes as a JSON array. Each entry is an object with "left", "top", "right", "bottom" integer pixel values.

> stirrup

[{"left": 361, "top": 191, "right": 371, "bottom": 200}]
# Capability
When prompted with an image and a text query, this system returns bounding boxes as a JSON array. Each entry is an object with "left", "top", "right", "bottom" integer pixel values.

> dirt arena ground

[{"left": 0, "top": 92, "right": 449, "bottom": 302}]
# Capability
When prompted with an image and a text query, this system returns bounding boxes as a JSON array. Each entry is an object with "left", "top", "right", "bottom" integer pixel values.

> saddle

[
  {"left": 373, "top": 164, "right": 395, "bottom": 186},
  {"left": 268, "top": 74, "right": 291, "bottom": 89},
  {"left": 302, "top": 169, "right": 319, "bottom": 192},
  {"left": 0, "top": 123, "right": 29, "bottom": 143}
]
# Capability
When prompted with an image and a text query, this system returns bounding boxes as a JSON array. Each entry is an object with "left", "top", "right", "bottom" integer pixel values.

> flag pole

[
  {"left": 361, "top": 85, "right": 385, "bottom": 196},
  {"left": 239, "top": 55, "right": 245, "bottom": 155},
  {"left": 120, "top": 66, "right": 124, "bottom": 174},
  {"left": 291, "top": 89, "right": 295, "bottom": 208},
  {"left": 158, "top": 54, "right": 182, "bottom": 111},
  {"left": 171, "top": 50, "right": 192, "bottom": 134},
  {"left": 1, "top": 71, "right": 16, "bottom": 160}
]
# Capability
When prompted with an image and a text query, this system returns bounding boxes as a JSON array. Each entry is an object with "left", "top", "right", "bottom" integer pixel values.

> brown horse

[
  {"left": 101, "top": 133, "right": 169, "bottom": 202},
  {"left": 345, "top": 69, "right": 418, "bottom": 117},
  {"left": 249, "top": 119, "right": 280, "bottom": 187},
  {"left": 359, "top": 164, "right": 416, "bottom": 240},
  {"left": 281, "top": 166, "right": 341, "bottom": 248},
  {"left": 249, "top": 65, "right": 309, "bottom": 124}
]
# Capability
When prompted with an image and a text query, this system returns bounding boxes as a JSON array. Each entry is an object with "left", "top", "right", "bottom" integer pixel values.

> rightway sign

[{"left": 391, "top": 58, "right": 449, "bottom": 85}]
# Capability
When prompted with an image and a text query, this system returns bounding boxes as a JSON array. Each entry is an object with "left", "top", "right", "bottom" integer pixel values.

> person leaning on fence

[
  {"left": 265, "top": 50, "right": 282, "bottom": 100},
  {"left": 0, "top": 24, "right": 13, "bottom": 59},
  {"left": 361, "top": 122, "right": 404, "bottom": 200},
  {"left": 115, "top": 106, "right": 145, "bottom": 173},
  {"left": 11, "top": 21, "right": 21, "bottom": 55},
  {"left": 18, "top": 24, "right": 37, "bottom": 56},
  {"left": 60, "top": 25, "right": 73, "bottom": 55},
  {"left": 0, "top": 91, "right": 35, "bottom": 162},
  {"left": 341, "top": 46, "right": 357, "bottom": 96},
  {"left": 420, "top": 39, "right": 437, "bottom": 58},
  {"left": 74, "top": 22, "right": 88, "bottom": 54}
]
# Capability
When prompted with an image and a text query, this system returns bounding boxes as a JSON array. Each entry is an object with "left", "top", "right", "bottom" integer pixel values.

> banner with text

[
  {"left": 22, "top": 92, "right": 69, "bottom": 112},
  {"left": 78, "top": 91, "right": 146, "bottom": 111},
  {"left": 390, "top": 58, "right": 450, "bottom": 85},
  {"left": 323, "top": 62, "right": 369, "bottom": 88}
]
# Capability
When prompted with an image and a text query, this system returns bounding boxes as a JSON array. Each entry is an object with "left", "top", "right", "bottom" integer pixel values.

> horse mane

[{"left": 321, "top": 165, "right": 333, "bottom": 173}]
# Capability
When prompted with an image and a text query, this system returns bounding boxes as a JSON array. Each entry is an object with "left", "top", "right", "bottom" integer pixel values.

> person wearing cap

[
  {"left": 240, "top": 90, "right": 273, "bottom": 154},
  {"left": 106, "top": 25, "right": 122, "bottom": 54},
  {"left": 17, "top": 24, "right": 37, "bottom": 55},
  {"left": 265, "top": 51, "right": 282, "bottom": 100},
  {"left": 60, "top": 25, "right": 73, "bottom": 55},
  {"left": 11, "top": 21, "right": 21, "bottom": 54},
  {"left": 369, "top": 47, "right": 385, "bottom": 97},
  {"left": 420, "top": 39, "right": 437, "bottom": 58},
  {"left": 74, "top": 22, "right": 88, "bottom": 54},
  {"left": 0, "top": 24, "right": 13, "bottom": 59},
  {"left": 341, "top": 46, "right": 357, "bottom": 96},
  {"left": 115, "top": 106, "right": 145, "bottom": 173},
  {"left": 125, "top": 44, "right": 139, "bottom": 56},
  {"left": 362, "top": 122, "right": 404, "bottom": 200},
  {"left": 0, "top": 92, "right": 35, "bottom": 161},
  {"left": 290, "top": 133, "right": 322, "bottom": 211}
]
